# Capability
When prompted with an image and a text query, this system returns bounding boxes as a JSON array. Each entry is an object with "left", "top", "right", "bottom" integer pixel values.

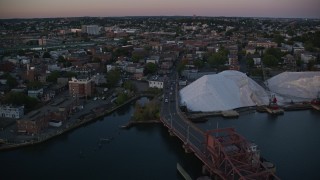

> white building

[
  {"left": 28, "top": 88, "right": 44, "bottom": 99},
  {"left": 0, "top": 105, "right": 24, "bottom": 119},
  {"left": 146, "top": 56, "right": 160, "bottom": 64},
  {"left": 82, "top": 25, "right": 100, "bottom": 35},
  {"left": 148, "top": 77, "right": 164, "bottom": 89},
  {"left": 253, "top": 58, "right": 262, "bottom": 65}
]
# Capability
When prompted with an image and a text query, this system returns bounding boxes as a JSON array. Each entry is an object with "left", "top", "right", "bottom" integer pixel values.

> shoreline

[
  {"left": 1, "top": 96, "right": 317, "bottom": 151},
  {"left": 0, "top": 94, "right": 155, "bottom": 151}
]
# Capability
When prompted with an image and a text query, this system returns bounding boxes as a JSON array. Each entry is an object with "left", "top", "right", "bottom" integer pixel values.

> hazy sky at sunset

[{"left": 0, "top": 0, "right": 319, "bottom": 19}]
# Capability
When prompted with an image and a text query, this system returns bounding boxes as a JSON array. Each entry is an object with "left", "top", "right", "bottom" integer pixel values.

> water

[
  {"left": 196, "top": 110, "right": 320, "bottom": 180},
  {"left": 0, "top": 98, "right": 203, "bottom": 180},
  {"left": 1, "top": 99, "right": 319, "bottom": 180}
]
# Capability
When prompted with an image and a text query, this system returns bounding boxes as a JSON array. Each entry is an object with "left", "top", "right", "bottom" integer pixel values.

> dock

[
  {"left": 221, "top": 110, "right": 239, "bottom": 118},
  {"left": 187, "top": 110, "right": 239, "bottom": 119},
  {"left": 265, "top": 107, "right": 284, "bottom": 115},
  {"left": 311, "top": 104, "right": 320, "bottom": 111}
]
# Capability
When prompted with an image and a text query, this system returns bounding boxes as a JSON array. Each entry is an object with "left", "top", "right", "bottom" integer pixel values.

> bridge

[{"left": 160, "top": 74, "right": 280, "bottom": 180}]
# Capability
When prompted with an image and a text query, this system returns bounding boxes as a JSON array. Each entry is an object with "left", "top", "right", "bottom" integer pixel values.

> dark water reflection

[
  {"left": 0, "top": 98, "right": 202, "bottom": 180},
  {"left": 196, "top": 110, "right": 320, "bottom": 180}
]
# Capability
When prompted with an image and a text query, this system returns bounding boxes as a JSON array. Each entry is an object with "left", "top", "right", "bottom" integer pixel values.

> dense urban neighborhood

[{"left": 0, "top": 16, "right": 320, "bottom": 146}]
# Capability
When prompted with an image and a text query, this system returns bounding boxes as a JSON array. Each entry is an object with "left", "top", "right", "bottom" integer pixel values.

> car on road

[{"left": 165, "top": 98, "right": 168, "bottom": 103}]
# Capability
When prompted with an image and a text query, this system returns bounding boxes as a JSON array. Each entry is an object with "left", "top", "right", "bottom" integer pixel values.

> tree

[
  {"left": 246, "top": 58, "right": 254, "bottom": 68},
  {"left": 27, "top": 81, "right": 43, "bottom": 90},
  {"left": 177, "top": 62, "right": 186, "bottom": 76},
  {"left": 123, "top": 81, "right": 137, "bottom": 92},
  {"left": 208, "top": 52, "right": 227, "bottom": 67},
  {"left": 65, "top": 71, "right": 77, "bottom": 78},
  {"left": 116, "top": 93, "right": 128, "bottom": 105},
  {"left": 131, "top": 54, "right": 142, "bottom": 63},
  {"left": 106, "top": 69, "right": 121, "bottom": 87},
  {"left": 193, "top": 59, "right": 204, "bottom": 69},
  {"left": 47, "top": 71, "right": 60, "bottom": 83},
  {"left": 304, "top": 41, "right": 316, "bottom": 52},
  {"left": 273, "top": 35, "right": 284, "bottom": 47},
  {"left": 43, "top": 51, "right": 51, "bottom": 58},
  {"left": 307, "top": 60, "right": 316, "bottom": 71},
  {"left": 144, "top": 63, "right": 157, "bottom": 75},
  {"left": 263, "top": 54, "right": 279, "bottom": 67},
  {"left": 58, "top": 55, "right": 65, "bottom": 63},
  {"left": 265, "top": 47, "right": 282, "bottom": 59},
  {"left": 3, "top": 92, "right": 39, "bottom": 112},
  {"left": 0, "top": 73, "right": 18, "bottom": 89}
]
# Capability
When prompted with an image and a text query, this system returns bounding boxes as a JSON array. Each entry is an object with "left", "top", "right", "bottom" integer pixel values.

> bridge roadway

[{"left": 160, "top": 72, "right": 280, "bottom": 180}]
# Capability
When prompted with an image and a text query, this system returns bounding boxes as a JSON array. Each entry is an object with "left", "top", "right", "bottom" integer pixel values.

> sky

[{"left": 0, "top": 0, "right": 319, "bottom": 19}]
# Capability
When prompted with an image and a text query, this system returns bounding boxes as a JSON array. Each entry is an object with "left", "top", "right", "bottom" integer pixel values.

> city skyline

[{"left": 0, "top": 0, "right": 320, "bottom": 19}]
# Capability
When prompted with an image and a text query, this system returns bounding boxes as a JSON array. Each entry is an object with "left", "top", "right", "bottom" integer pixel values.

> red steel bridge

[
  {"left": 160, "top": 114, "right": 280, "bottom": 180},
  {"left": 161, "top": 74, "right": 280, "bottom": 179}
]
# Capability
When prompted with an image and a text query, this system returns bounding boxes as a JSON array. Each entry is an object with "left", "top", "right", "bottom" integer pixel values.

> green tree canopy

[
  {"left": 57, "top": 55, "right": 72, "bottom": 67},
  {"left": 47, "top": 71, "right": 61, "bottom": 83},
  {"left": 265, "top": 47, "right": 282, "bottom": 59},
  {"left": 123, "top": 81, "right": 137, "bottom": 92},
  {"left": 131, "top": 54, "right": 143, "bottom": 63},
  {"left": 144, "top": 62, "right": 158, "bottom": 75},
  {"left": 3, "top": 92, "right": 39, "bottom": 112},
  {"left": 273, "top": 35, "right": 285, "bottom": 47},
  {"left": 43, "top": 51, "right": 51, "bottom": 58},
  {"left": 106, "top": 69, "right": 121, "bottom": 87},
  {"left": 263, "top": 54, "right": 279, "bottom": 67},
  {"left": 27, "top": 81, "right": 43, "bottom": 90},
  {"left": 116, "top": 93, "right": 128, "bottom": 105},
  {"left": 208, "top": 52, "right": 228, "bottom": 67},
  {"left": 177, "top": 62, "right": 186, "bottom": 76},
  {"left": 246, "top": 58, "right": 254, "bottom": 68},
  {"left": 208, "top": 47, "right": 229, "bottom": 67},
  {"left": 0, "top": 73, "right": 18, "bottom": 89},
  {"left": 193, "top": 59, "right": 204, "bottom": 69}
]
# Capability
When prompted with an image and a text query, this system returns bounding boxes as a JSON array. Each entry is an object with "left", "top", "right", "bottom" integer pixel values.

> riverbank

[
  {"left": 186, "top": 102, "right": 318, "bottom": 120},
  {"left": 0, "top": 94, "right": 156, "bottom": 151}
]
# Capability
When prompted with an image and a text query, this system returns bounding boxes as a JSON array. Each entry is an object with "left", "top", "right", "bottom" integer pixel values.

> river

[
  {"left": 196, "top": 109, "right": 320, "bottom": 180},
  {"left": 0, "top": 98, "right": 202, "bottom": 180},
  {"left": 1, "top": 98, "right": 319, "bottom": 179}
]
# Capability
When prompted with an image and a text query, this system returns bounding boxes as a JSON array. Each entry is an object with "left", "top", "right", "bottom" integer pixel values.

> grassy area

[{"left": 132, "top": 100, "right": 160, "bottom": 122}]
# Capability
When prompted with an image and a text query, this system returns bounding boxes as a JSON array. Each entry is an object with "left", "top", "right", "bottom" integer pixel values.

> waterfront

[
  {"left": 0, "top": 99, "right": 203, "bottom": 180},
  {"left": 197, "top": 109, "right": 320, "bottom": 180},
  {"left": 1, "top": 99, "right": 320, "bottom": 179}
]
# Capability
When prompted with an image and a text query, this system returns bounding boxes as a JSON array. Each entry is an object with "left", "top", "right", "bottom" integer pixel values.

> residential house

[
  {"left": 0, "top": 105, "right": 24, "bottom": 119},
  {"left": 146, "top": 56, "right": 160, "bottom": 64},
  {"left": 28, "top": 88, "right": 44, "bottom": 99},
  {"left": 245, "top": 46, "right": 256, "bottom": 55}
]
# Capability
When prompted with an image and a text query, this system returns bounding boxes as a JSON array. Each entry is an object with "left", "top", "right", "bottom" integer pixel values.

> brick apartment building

[{"left": 69, "top": 77, "right": 93, "bottom": 98}]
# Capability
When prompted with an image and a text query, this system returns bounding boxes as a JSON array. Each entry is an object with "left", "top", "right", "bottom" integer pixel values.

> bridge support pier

[
  {"left": 168, "top": 130, "right": 175, "bottom": 136},
  {"left": 182, "top": 143, "right": 192, "bottom": 153}
]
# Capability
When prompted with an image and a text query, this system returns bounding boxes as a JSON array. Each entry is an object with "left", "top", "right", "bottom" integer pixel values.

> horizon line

[{"left": 1, "top": 15, "right": 320, "bottom": 20}]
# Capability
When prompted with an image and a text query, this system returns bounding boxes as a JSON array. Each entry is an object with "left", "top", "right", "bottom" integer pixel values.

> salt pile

[
  {"left": 266, "top": 72, "right": 320, "bottom": 99},
  {"left": 179, "top": 70, "right": 269, "bottom": 112}
]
